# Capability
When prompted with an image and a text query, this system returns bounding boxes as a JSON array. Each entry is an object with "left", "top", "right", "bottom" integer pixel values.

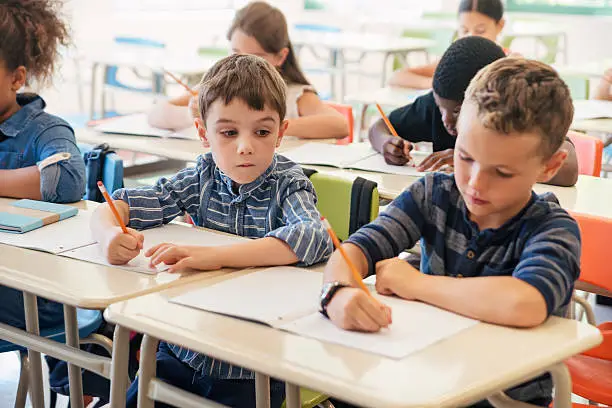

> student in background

[
  {"left": 389, "top": 0, "right": 506, "bottom": 89},
  {"left": 595, "top": 68, "right": 612, "bottom": 101},
  {"left": 370, "top": 36, "right": 578, "bottom": 187},
  {"left": 0, "top": 0, "right": 85, "bottom": 203},
  {"left": 148, "top": 1, "right": 349, "bottom": 140},
  {"left": 322, "top": 58, "right": 580, "bottom": 408},
  {"left": 92, "top": 54, "right": 332, "bottom": 407}
]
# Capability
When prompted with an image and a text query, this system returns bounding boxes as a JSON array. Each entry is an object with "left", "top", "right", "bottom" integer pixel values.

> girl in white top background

[{"left": 148, "top": 1, "right": 349, "bottom": 140}]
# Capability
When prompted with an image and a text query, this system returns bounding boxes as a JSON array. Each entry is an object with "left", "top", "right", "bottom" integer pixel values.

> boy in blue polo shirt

[{"left": 321, "top": 58, "right": 580, "bottom": 407}]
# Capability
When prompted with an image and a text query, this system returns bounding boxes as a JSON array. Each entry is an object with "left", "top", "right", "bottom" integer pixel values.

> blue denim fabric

[{"left": 0, "top": 93, "right": 85, "bottom": 203}]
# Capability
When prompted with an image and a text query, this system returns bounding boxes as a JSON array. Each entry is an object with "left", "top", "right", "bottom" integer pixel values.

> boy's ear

[
  {"left": 276, "top": 119, "right": 289, "bottom": 148},
  {"left": 194, "top": 118, "right": 210, "bottom": 148},
  {"left": 497, "top": 18, "right": 506, "bottom": 35},
  {"left": 537, "top": 148, "right": 568, "bottom": 183},
  {"left": 11, "top": 66, "right": 26, "bottom": 91}
]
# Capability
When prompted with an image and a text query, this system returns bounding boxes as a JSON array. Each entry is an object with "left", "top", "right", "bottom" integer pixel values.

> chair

[
  {"left": 561, "top": 74, "right": 590, "bottom": 100},
  {"left": 0, "top": 309, "right": 107, "bottom": 408},
  {"left": 567, "top": 131, "right": 604, "bottom": 177},
  {"left": 283, "top": 171, "right": 379, "bottom": 407},
  {"left": 392, "top": 28, "right": 456, "bottom": 71},
  {"left": 326, "top": 102, "right": 354, "bottom": 145},
  {"left": 564, "top": 212, "right": 612, "bottom": 406},
  {"left": 98, "top": 37, "right": 166, "bottom": 119},
  {"left": 78, "top": 143, "right": 124, "bottom": 201}
]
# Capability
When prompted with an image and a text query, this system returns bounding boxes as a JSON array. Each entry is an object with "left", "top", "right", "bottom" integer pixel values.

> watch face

[{"left": 320, "top": 282, "right": 336, "bottom": 301}]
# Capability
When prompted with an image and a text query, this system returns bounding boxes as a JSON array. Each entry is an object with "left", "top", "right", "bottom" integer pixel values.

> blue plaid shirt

[
  {"left": 347, "top": 172, "right": 581, "bottom": 403},
  {"left": 113, "top": 152, "right": 332, "bottom": 379}
]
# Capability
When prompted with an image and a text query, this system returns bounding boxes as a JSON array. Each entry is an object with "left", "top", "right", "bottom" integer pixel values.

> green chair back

[
  {"left": 561, "top": 74, "right": 590, "bottom": 100},
  {"left": 393, "top": 28, "right": 456, "bottom": 71}
]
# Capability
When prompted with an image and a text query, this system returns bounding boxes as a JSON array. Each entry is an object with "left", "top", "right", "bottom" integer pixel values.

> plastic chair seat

[
  {"left": 281, "top": 388, "right": 329, "bottom": 408},
  {"left": 0, "top": 309, "right": 103, "bottom": 353},
  {"left": 566, "top": 354, "right": 612, "bottom": 405}
]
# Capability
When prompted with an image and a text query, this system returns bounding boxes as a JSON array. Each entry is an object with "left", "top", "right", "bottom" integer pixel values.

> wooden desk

[
  {"left": 0, "top": 202, "right": 237, "bottom": 408},
  {"left": 572, "top": 118, "right": 612, "bottom": 134},
  {"left": 105, "top": 275, "right": 601, "bottom": 408}
]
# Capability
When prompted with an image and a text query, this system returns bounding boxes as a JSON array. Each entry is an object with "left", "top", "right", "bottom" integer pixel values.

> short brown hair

[
  {"left": 0, "top": 0, "right": 70, "bottom": 87},
  {"left": 465, "top": 58, "right": 573, "bottom": 157},
  {"left": 196, "top": 54, "right": 287, "bottom": 123}
]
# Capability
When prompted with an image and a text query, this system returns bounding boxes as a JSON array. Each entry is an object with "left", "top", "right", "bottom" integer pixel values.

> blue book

[{"left": 0, "top": 199, "right": 78, "bottom": 234}]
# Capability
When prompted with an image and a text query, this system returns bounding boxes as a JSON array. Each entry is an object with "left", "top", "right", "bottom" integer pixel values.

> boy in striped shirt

[
  {"left": 321, "top": 58, "right": 580, "bottom": 407},
  {"left": 91, "top": 54, "right": 332, "bottom": 406}
]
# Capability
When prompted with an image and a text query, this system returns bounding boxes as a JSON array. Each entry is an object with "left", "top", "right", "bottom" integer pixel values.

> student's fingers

[
  {"left": 383, "top": 140, "right": 410, "bottom": 165},
  {"left": 168, "top": 257, "right": 192, "bottom": 273},
  {"left": 425, "top": 155, "right": 453, "bottom": 171},
  {"left": 418, "top": 150, "right": 453, "bottom": 171},
  {"left": 150, "top": 246, "right": 186, "bottom": 267},
  {"left": 146, "top": 244, "right": 176, "bottom": 266},
  {"left": 108, "top": 247, "right": 140, "bottom": 265},
  {"left": 126, "top": 228, "right": 145, "bottom": 249},
  {"left": 116, "top": 233, "right": 141, "bottom": 251},
  {"left": 416, "top": 151, "right": 440, "bottom": 171},
  {"left": 145, "top": 243, "right": 172, "bottom": 257},
  {"left": 403, "top": 141, "right": 414, "bottom": 158},
  {"left": 349, "top": 306, "right": 383, "bottom": 332},
  {"left": 360, "top": 295, "right": 391, "bottom": 328}
]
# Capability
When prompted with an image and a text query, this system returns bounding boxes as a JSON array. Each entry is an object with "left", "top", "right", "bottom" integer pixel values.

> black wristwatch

[{"left": 319, "top": 281, "right": 351, "bottom": 318}]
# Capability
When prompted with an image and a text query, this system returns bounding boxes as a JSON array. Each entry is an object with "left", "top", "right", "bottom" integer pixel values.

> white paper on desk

[
  {"left": 170, "top": 267, "right": 322, "bottom": 325},
  {"left": 281, "top": 143, "right": 377, "bottom": 168},
  {"left": 95, "top": 113, "right": 198, "bottom": 140},
  {"left": 348, "top": 151, "right": 428, "bottom": 176},
  {"left": 61, "top": 223, "right": 249, "bottom": 274},
  {"left": 280, "top": 294, "right": 479, "bottom": 359},
  {"left": 0, "top": 209, "right": 95, "bottom": 254},
  {"left": 573, "top": 100, "right": 612, "bottom": 121}
]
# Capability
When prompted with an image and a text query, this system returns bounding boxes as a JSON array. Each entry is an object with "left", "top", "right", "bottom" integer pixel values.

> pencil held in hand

[
  {"left": 163, "top": 70, "right": 197, "bottom": 97},
  {"left": 97, "top": 181, "right": 128, "bottom": 234},
  {"left": 376, "top": 104, "right": 399, "bottom": 137}
]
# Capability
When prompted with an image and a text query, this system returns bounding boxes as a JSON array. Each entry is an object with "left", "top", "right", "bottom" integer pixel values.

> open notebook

[
  {"left": 573, "top": 100, "right": 612, "bottom": 121},
  {"left": 61, "top": 223, "right": 249, "bottom": 274},
  {"left": 281, "top": 143, "right": 428, "bottom": 177},
  {"left": 170, "top": 267, "right": 479, "bottom": 359},
  {"left": 94, "top": 113, "right": 198, "bottom": 140}
]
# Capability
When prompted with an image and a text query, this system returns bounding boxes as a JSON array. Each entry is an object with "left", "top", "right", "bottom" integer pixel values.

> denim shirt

[{"left": 0, "top": 94, "right": 85, "bottom": 202}]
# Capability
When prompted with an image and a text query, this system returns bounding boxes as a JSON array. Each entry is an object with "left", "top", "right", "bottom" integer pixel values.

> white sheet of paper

[
  {"left": 573, "top": 100, "right": 612, "bottom": 121},
  {"left": 61, "top": 223, "right": 249, "bottom": 274},
  {"left": 281, "top": 143, "right": 377, "bottom": 168},
  {"left": 0, "top": 209, "right": 96, "bottom": 254},
  {"left": 95, "top": 113, "right": 198, "bottom": 140},
  {"left": 170, "top": 267, "right": 322, "bottom": 326},
  {"left": 349, "top": 152, "right": 428, "bottom": 176},
  {"left": 280, "top": 294, "right": 479, "bottom": 359}
]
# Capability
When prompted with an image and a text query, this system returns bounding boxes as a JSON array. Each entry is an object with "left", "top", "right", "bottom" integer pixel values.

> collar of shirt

[
  {"left": 0, "top": 93, "right": 45, "bottom": 138},
  {"left": 216, "top": 154, "right": 278, "bottom": 202}
]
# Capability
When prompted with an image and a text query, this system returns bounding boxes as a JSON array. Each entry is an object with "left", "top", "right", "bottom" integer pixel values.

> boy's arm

[
  {"left": 289, "top": 92, "right": 349, "bottom": 140},
  {"left": 377, "top": 212, "right": 580, "bottom": 327},
  {"left": 388, "top": 62, "right": 437, "bottom": 89},
  {"left": 594, "top": 70, "right": 612, "bottom": 101},
  {"left": 0, "top": 166, "right": 42, "bottom": 200},
  {"left": 545, "top": 139, "right": 578, "bottom": 187},
  {"left": 147, "top": 93, "right": 194, "bottom": 130}
]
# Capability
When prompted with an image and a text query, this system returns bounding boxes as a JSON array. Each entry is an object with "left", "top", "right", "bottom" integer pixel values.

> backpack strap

[
  {"left": 83, "top": 143, "right": 115, "bottom": 202},
  {"left": 349, "top": 176, "right": 377, "bottom": 235}
]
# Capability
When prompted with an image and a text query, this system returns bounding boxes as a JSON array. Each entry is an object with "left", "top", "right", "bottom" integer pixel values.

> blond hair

[{"left": 465, "top": 58, "right": 573, "bottom": 157}]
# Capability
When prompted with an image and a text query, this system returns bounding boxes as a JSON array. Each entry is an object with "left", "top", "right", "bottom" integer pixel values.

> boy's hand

[
  {"left": 146, "top": 244, "right": 222, "bottom": 272},
  {"left": 603, "top": 68, "right": 612, "bottom": 84},
  {"left": 375, "top": 257, "right": 425, "bottom": 300},
  {"left": 326, "top": 287, "right": 392, "bottom": 332},
  {"left": 103, "top": 227, "right": 144, "bottom": 265},
  {"left": 417, "top": 149, "right": 454, "bottom": 172},
  {"left": 382, "top": 137, "right": 413, "bottom": 166}
]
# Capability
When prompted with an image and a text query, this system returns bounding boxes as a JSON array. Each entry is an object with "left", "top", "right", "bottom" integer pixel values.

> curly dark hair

[{"left": 0, "top": 0, "right": 70, "bottom": 87}]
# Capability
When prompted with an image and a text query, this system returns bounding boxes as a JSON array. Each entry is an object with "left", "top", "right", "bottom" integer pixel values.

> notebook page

[
  {"left": 95, "top": 113, "right": 198, "bottom": 140},
  {"left": 281, "top": 143, "right": 377, "bottom": 168},
  {"left": 573, "top": 100, "right": 612, "bottom": 121},
  {"left": 61, "top": 223, "right": 249, "bottom": 274},
  {"left": 280, "top": 294, "right": 479, "bottom": 359},
  {"left": 0, "top": 209, "right": 95, "bottom": 254},
  {"left": 170, "top": 267, "right": 322, "bottom": 326},
  {"left": 348, "top": 151, "right": 429, "bottom": 176}
]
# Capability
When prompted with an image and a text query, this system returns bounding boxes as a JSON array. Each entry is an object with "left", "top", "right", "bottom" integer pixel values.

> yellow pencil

[
  {"left": 163, "top": 70, "right": 197, "bottom": 97},
  {"left": 97, "top": 181, "right": 128, "bottom": 234}
]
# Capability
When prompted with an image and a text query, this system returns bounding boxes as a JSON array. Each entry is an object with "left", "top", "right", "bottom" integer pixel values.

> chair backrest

[
  {"left": 78, "top": 143, "right": 124, "bottom": 201},
  {"left": 325, "top": 102, "right": 354, "bottom": 145},
  {"left": 568, "top": 131, "right": 603, "bottom": 177},
  {"left": 562, "top": 74, "right": 590, "bottom": 100},
  {"left": 571, "top": 212, "right": 612, "bottom": 293},
  {"left": 106, "top": 37, "right": 166, "bottom": 94},
  {"left": 307, "top": 171, "right": 379, "bottom": 241}
]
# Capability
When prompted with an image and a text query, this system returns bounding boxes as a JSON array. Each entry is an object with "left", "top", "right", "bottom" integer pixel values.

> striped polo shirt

[
  {"left": 113, "top": 152, "right": 333, "bottom": 379},
  {"left": 346, "top": 172, "right": 581, "bottom": 403}
]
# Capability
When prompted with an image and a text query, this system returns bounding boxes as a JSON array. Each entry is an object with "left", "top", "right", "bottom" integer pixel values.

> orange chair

[
  {"left": 568, "top": 131, "right": 604, "bottom": 177},
  {"left": 564, "top": 212, "right": 612, "bottom": 405},
  {"left": 326, "top": 102, "right": 354, "bottom": 145}
]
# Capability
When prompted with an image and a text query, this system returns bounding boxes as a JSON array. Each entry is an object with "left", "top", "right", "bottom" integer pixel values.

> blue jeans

[
  {"left": 127, "top": 342, "right": 286, "bottom": 408},
  {"left": 0, "top": 285, "right": 64, "bottom": 329}
]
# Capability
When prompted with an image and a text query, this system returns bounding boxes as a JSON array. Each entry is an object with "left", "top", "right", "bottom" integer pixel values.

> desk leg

[
  {"left": 138, "top": 334, "right": 159, "bottom": 408},
  {"left": 550, "top": 363, "right": 572, "bottom": 408},
  {"left": 255, "top": 372, "right": 270, "bottom": 408},
  {"left": 23, "top": 292, "right": 44, "bottom": 408},
  {"left": 285, "top": 383, "right": 300, "bottom": 408},
  {"left": 381, "top": 52, "right": 391, "bottom": 87},
  {"left": 109, "top": 325, "right": 130, "bottom": 408},
  {"left": 64, "top": 305, "right": 84, "bottom": 408}
]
